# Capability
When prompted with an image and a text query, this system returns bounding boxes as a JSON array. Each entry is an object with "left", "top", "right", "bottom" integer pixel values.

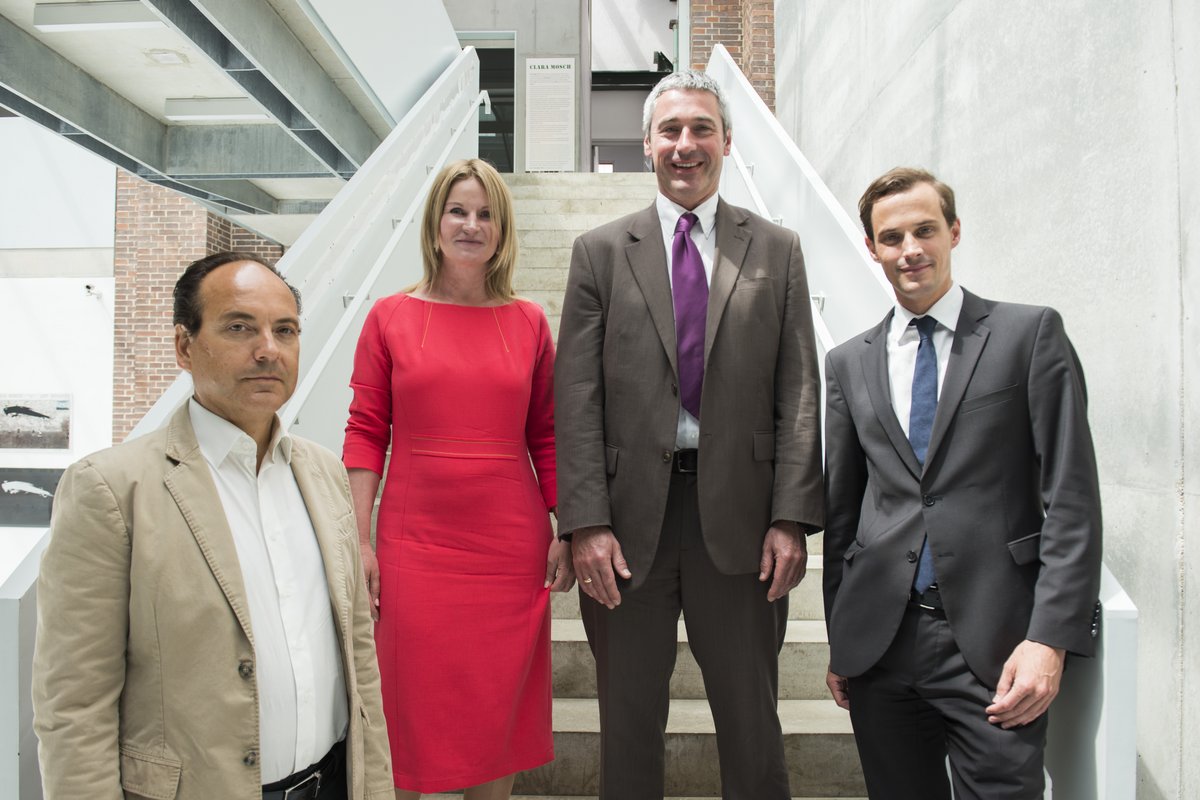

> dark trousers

[
  {"left": 847, "top": 604, "right": 1048, "bottom": 800},
  {"left": 579, "top": 473, "right": 790, "bottom": 800},
  {"left": 261, "top": 738, "right": 347, "bottom": 800}
]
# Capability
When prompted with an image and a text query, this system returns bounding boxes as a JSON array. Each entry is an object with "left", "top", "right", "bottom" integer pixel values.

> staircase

[{"left": 426, "top": 172, "right": 866, "bottom": 799}]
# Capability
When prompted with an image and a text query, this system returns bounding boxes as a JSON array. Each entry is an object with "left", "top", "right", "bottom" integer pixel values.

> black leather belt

[
  {"left": 262, "top": 739, "right": 344, "bottom": 800},
  {"left": 910, "top": 584, "right": 945, "bottom": 618},
  {"left": 672, "top": 448, "right": 698, "bottom": 474}
]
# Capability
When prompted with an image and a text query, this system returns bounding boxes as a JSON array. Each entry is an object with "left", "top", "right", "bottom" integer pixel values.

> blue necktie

[{"left": 909, "top": 315, "right": 938, "bottom": 593}]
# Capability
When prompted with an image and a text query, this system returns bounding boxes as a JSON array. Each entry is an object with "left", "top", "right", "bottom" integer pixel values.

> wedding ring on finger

[{"left": 582, "top": 577, "right": 594, "bottom": 584}]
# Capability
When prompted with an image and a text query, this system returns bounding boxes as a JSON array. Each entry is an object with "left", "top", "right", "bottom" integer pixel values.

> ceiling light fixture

[
  {"left": 33, "top": 1, "right": 165, "bottom": 32},
  {"left": 164, "top": 97, "right": 270, "bottom": 122}
]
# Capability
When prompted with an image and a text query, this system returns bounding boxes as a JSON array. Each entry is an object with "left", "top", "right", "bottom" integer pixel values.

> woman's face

[{"left": 438, "top": 177, "right": 498, "bottom": 272}]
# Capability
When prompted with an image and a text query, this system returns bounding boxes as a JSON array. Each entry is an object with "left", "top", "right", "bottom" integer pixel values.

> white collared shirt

[
  {"left": 886, "top": 283, "right": 964, "bottom": 437},
  {"left": 655, "top": 191, "right": 720, "bottom": 449},
  {"left": 189, "top": 400, "right": 348, "bottom": 783}
]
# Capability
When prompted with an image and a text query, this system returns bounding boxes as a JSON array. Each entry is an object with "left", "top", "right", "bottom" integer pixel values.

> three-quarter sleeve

[
  {"left": 343, "top": 297, "right": 398, "bottom": 476},
  {"left": 524, "top": 302, "right": 557, "bottom": 511}
]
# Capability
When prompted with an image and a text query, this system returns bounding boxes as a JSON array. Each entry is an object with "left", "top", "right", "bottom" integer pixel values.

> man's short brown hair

[{"left": 859, "top": 167, "right": 957, "bottom": 241}]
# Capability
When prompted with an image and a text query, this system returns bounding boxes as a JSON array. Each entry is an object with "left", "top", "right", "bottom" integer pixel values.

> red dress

[{"left": 343, "top": 293, "right": 556, "bottom": 792}]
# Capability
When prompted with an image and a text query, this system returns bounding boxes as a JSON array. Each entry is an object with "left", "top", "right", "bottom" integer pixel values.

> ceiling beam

[
  {"left": 142, "top": 0, "right": 378, "bottom": 174},
  {"left": 164, "top": 125, "right": 332, "bottom": 179},
  {"left": 0, "top": 13, "right": 165, "bottom": 170}
]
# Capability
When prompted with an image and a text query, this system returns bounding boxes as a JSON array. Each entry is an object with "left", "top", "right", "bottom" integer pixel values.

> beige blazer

[
  {"left": 32, "top": 404, "right": 393, "bottom": 800},
  {"left": 555, "top": 199, "right": 824, "bottom": 586}
]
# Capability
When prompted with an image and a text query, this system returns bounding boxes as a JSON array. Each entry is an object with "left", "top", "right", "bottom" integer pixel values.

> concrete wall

[
  {"left": 444, "top": 0, "right": 585, "bottom": 172},
  {"left": 0, "top": 117, "right": 115, "bottom": 464},
  {"left": 774, "top": 2, "right": 1197, "bottom": 796}
]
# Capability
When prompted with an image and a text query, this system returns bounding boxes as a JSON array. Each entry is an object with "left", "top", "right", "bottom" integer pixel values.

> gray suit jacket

[
  {"left": 822, "top": 289, "right": 1102, "bottom": 687},
  {"left": 556, "top": 199, "right": 824, "bottom": 588},
  {"left": 33, "top": 404, "right": 393, "bottom": 800}
]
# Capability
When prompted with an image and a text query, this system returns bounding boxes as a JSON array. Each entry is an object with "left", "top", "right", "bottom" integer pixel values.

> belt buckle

[
  {"left": 283, "top": 770, "right": 321, "bottom": 800},
  {"left": 673, "top": 449, "right": 698, "bottom": 474}
]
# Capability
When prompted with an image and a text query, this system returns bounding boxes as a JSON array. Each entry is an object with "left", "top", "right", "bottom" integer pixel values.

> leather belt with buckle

[
  {"left": 262, "top": 739, "right": 342, "bottom": 800},
  {"left": 672, "top": 449, "right": 698, "bottom": 474},
  {"left": 910, "top": 584, "right": 945, "bottom": 618}
]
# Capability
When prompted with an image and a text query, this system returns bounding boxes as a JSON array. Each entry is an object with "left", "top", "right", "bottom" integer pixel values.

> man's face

[
  {"left": 175, "top": 261, "right": 300, "bottom": 437},
  {"left": 644, "top": 88, "right": 731, "bottom": 210},
  {"left": 867, "top": 182, "right": 961, "bottom": 315}
]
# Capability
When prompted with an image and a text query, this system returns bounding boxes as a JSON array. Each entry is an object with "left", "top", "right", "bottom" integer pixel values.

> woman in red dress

[{"left": 343, "top": 158, "right": 572, "bottom": 799}]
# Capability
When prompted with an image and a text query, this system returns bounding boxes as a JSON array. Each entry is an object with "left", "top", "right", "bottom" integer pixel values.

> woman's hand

[{"left": 545, "top": 537, "right": 575, "bottom": 592}]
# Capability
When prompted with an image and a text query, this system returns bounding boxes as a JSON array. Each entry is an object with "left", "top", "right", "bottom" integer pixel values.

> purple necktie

[{"left": 672, "top": 212, "right": 707, "bottom": 418}]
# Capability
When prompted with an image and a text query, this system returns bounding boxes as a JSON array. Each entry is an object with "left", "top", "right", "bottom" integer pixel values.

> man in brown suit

[
  {"left": 32, "top": 253, "right": 392, "bottom": 799},
  {"left": 555, "top": 71, "right": 824, "bottom": 799}
]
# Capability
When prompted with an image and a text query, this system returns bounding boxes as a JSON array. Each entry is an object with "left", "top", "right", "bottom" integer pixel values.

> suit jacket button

[
  {"left": 243, "top": 750, "right": 258, "bottom": 767},
  {"left": 906, "top": 550, "right": 918, "bottom": 563},
  {"left": 662, "top": 450, "right": 672, "bottom": 463},
  {"left": 922, "top": 495, "right": 935, "bottom": 507},
  {"left": 238, "top": 659, "right": 254, "bottom": 679}
]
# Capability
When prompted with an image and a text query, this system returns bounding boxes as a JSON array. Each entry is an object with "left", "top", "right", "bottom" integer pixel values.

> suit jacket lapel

[
  {"left": 862, "top": 313, "right": 923, "bottom": 479},
  {"left": 704, "top": 199, "right": 750, "bottom": 363},
  {"left": 625, "top": 204, "right": 679, "bottom": 377},
  {"left": 291, "top": 442, "right": 351, "bottom": 644},
  {"left": 926, "top": 289, "right": 992, "bottom": 467},
  {"left": 161, "top": 404, "right": 256, "bottom": 645}
]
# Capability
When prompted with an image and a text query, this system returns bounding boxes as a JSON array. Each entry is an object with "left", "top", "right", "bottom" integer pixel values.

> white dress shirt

[
  {"left": 886, "top": 283, "right": 964, "bottom": 435},
  {"left": 655, "top": 191, "right": 719, "bottom": 449},
  {"left": 189, "top": 400, "right": 348, "bottom": 782}
]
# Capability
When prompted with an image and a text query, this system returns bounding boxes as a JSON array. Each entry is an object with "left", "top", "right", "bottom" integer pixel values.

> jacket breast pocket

[
  {"left": 960, "top": 383, "right": 1018, "bottom": 415},
  {"left": 1007, "top": 531, "right": 1042, "bottom": 565},
  {"left": 120, "top": 747, "right": 181, "bottom": 800}
]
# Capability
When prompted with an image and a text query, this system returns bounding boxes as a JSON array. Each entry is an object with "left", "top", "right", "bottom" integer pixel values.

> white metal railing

[
  {"left": 128, "top": 47, "right": 485, "bottom": 453},
  {"left": 704, "top": 42, "right": 1137, "bottom": 800}
]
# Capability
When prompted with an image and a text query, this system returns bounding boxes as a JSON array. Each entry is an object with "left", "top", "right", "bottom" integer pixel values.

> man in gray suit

[
  {"left": 823, "top": 167, "right": 1102, "bottom": 798},
  {"left": 555, "top": 70, "right": 824, "bottom": 799}
]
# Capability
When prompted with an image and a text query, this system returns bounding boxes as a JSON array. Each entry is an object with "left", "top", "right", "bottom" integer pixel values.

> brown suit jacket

[
  {"left": 556, "top": 198, "right": 824, "bottom": 587},
  {"left": 32, "top": 404, "right": 393, "bottom": 800}
]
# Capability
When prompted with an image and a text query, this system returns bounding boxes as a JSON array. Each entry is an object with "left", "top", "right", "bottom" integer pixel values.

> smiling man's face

[
  {"left": 175, "top": 260, "right": 300, "bottom": 439},
  {"left": 867, "top": 181, "right": 961, "bottom": 314},
  {"left": 644, "top": 88, "right": 731, "bottom": 210}
]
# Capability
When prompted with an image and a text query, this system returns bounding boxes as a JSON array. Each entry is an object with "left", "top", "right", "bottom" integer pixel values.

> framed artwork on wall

[
  {"left": 0, "top": 395, "right": 70, "bottom": 450},
  {"left": 0, "top": 468, "right": 63, "bottom": 526}
]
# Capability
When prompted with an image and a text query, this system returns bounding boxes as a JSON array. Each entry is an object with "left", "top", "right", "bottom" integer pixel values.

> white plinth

[{"left": 1, "top": 527, "right": 50, "bottom": 800}]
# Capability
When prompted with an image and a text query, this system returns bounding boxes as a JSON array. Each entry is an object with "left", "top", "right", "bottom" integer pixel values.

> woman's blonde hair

[{"left": 417, "top": 158, "right": 518, "bottom": 301}]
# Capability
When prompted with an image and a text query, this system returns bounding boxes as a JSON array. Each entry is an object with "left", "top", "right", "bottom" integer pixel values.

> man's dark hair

[
  {"left": 173, "top": 251, "right": 301, "bottom": 334},
  {"left": 858, "top": 167, "right": 957, "bottom": 241}
]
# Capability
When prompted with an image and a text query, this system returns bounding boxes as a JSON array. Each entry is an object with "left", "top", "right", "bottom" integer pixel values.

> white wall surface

[
  {"left": 775, "top": 2, "right": 1197, "bottom": 797},
  {"left": 592, "top": 0, "right": 677, "bottom": 71},
  {"left": 0, "top": 117, "right": 115, "bottom": 253},
  {"left": 444, "top": 0, "right": 584, "bottom": 171},
  {"left": 0, "top": 278, "right": 115, "bottom": 467}
]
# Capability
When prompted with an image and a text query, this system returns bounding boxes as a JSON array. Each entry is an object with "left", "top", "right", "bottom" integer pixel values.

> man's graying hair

[{"left": 641, "top": 70, "right": 732, "bottom": 139}]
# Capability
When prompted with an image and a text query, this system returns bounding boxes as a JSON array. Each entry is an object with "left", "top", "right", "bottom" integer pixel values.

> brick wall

[
  {"left": 691, "top": 0, "right": 775, "bottom": 111},
  {"left": 112, "top": 171, "right": 283, "bottom": 441}
]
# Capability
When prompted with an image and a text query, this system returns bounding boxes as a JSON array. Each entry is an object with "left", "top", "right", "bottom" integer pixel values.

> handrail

[
  {"left": 127, "top": 48, "right": 484, "bottom": 449},
  {"left": 706, "top": 44, "right": 893, "bottom": 346},
  {"left": 282, "top": 89, "right": 489, "bottom": 432}
]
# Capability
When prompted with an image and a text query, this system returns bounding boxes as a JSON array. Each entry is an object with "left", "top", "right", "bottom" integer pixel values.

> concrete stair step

[
  {"left": 551, "top": 555, "right": 824, "bottom": 621},
  {"left": 514, "top": 196, "right": 652, "bottom": 215},
  {"left": 514, "top": 213, "right": 629, "bottom": 230},
  {"left": 551, "top": 618, "right": 829, "bottom": 700},
  {"left": 517, "top": 248, "right": 573, "bottom": 270},
  {"left": 509, "top": 698, "right": 864, "bottom": 797},
  {"left": 503, "top": 172, "right": 658, "bottom": 188},
  {"left": 518, "top": 230, "right": 591, "bottom": 248},
  {"left": 506, "top": 183, "right": 657, "bottom": 200}
]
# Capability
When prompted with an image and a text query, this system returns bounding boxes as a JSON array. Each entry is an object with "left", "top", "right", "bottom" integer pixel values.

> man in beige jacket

[{"left": 32, "top": 252, "right": 392, "bottom": 800}]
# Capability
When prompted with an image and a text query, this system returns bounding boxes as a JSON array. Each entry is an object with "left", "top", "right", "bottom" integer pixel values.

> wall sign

[{"left": 525, "top": 57, "right": 576, "bottom": 172}]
